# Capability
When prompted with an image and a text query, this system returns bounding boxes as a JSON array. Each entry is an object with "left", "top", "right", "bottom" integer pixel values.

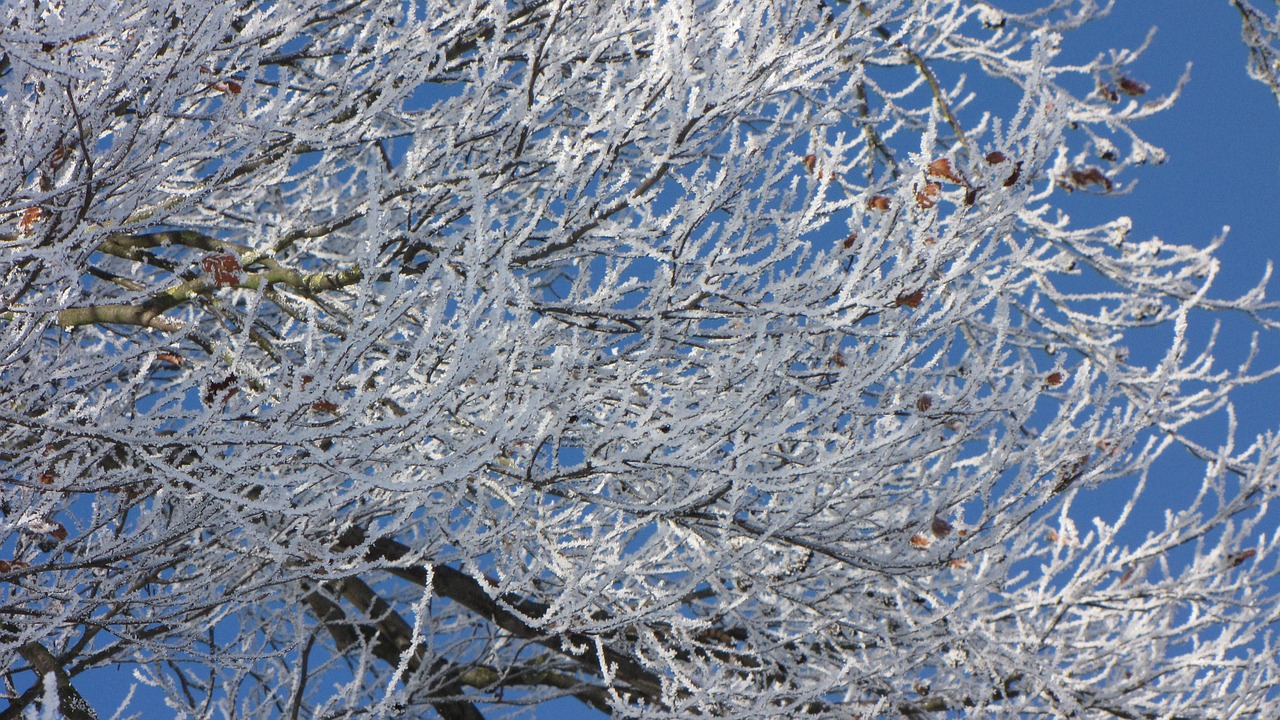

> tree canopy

[{"left": 3, "top": 1, "right": 1280, "bottom": 718}]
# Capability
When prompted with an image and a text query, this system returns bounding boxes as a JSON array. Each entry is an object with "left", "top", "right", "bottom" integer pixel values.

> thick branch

[
  {"left": 0, "top": 635, "right": 99, "bottom": 720},
  {"left": 335, "top": 527, "right": 665, "bottom": 704}
]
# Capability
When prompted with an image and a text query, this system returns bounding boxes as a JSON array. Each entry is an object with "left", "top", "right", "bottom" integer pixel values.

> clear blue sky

[{"left": 70, "top": 2, "right": 1280, "bottom": 717}]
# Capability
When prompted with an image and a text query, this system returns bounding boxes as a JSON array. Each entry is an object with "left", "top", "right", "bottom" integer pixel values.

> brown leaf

[
  {"left": 201, "top": 253, "right": 243, "bottom": 286},
  {"left": 204, "top": 374, "right": 239, "bottom": 405},
  {"left": 894, "top": 289, "right": 924, "bottom": 309},
  {"left": 916, "top": 395, "right": 933, "bottom": 412},
  {"left": 37, "top": 472, "right": 55, "bottom": 485},
  {"left": 801, "top": 154, "right": 818, "bottom": 174},
  {"left": 1116, "top": 76, "right": 1146, "bottom": 97},
  {"left": 909, "top": 533, "right": 931, "bottom": 549},
  {"left": 842, "top": 232, "right": 857, "bottom": 249},
  {"left": 1045, "top": 371, "right": 1064, "bottom": 387},
  {"left": 311, "top": 399, "right": 340, "bottom": 413},
  {"left": 1067, "top": 167, "right": 1113, "bottom": 191},
  {"left": 18, "top": 206, "right": 43, "bottom": 234},
  {"left": 930, "top": 516, "right": 952, "bottom": 538},
  {"left": 984, "top": 151, "right": 1007, "bottom": 165},
  {"left": 866, "top": 195, "right": 891, "bottom": 211},
  {"left": 155, "top": 351, "right": 184, "bottom": 367},
  {"left": 927, "top": 158, "right": 963, "bottom": 184},
  {"left": 915, "top": 182, "right": 941, "bottom": 209},
  {"left": 1002, "top": 161, "right": 1023, "bottom": 188},
  {"left": 1097, "top": 81, "right": 1119, "bottom": 103}
]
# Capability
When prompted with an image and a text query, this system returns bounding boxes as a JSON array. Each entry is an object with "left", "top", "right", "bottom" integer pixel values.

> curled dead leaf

[
  {"left": 204, "top": 374, "right": 239, "bottom": 405},
  {"left": 1066, "top": 167, "right": 1113, "bottom": 191},
  {"left": 915, "top": 182, "right": 941, "bottom": 209},
  {"left": 1116, "top": 76, "right": 1146, "bottom": 97},
  {"left": 1002, "top": 161, "right": 1023, "bottom": 188},
  {"left": 927, "top": 157, "right": 963, "bottom": 184},
  {"left": 931, "top": 516, "right": 952, "bottom": 538},
  {"left": 18, "top": 206, "right": 44, "bottom": 234},
  {"left": 894, "top": 289, "right": 924, "bottom": 309},
  {"left": 311, "top": 399, "right": 340, "bottom": 413}
]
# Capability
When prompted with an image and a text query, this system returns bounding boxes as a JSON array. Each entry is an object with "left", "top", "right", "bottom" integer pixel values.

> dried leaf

[
  {"left": 1002, "top": 161, "right": 1023, "bottom": 188},
  {"left": 1117, "top": 76, "right": 1146, "bottom": 97},
  {"left": 205, "top": 374, "right": 239, "bottom": 405},
  {"left": 894, "top": 289, "right": 924, "bottom": 309},
  {"left": 909, "top": 533, "right": 931, "bottom": 549},
  {"left": 930, "top": 516, "right": 952, "bottom": 538},
  {"left": 984, "top": 151, "right": 1006, "bottom": 164},
  {"left": 1067, "top": 167, "right": 1113, "bottom": 191},
  {"left": 915, "top": 182, "right": 941, "bottom": 209},
  {"left": 867, "top": 195, "right": 891, "bottom": 211},
  {"left": 201, "top": 253, "right": 244, "bottom": 286},
  {"left": 311, "top": 399, "right": 340, "bottom": 413},
  {"left": 927, "top": 157, "right": 963, "bottom": 184},
  {"left": 916, "top": 395, "right": 932, "bottom": 412},
  {"left": 18, "top": 206, "right": 43, "bottom": 234},
  {"left": 1045, "top": 371, "right": 1064, "bottom": 387}
]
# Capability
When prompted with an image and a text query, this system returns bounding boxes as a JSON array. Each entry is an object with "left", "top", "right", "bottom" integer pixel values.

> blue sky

[{"left": 67, "top": 2, "right": 1280, "bottom": 718}]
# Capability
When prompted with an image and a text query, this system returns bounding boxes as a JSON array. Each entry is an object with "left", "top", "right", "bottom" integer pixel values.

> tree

[{"left": 2, "top": 0, "right": 1280, "bottom": 717}]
